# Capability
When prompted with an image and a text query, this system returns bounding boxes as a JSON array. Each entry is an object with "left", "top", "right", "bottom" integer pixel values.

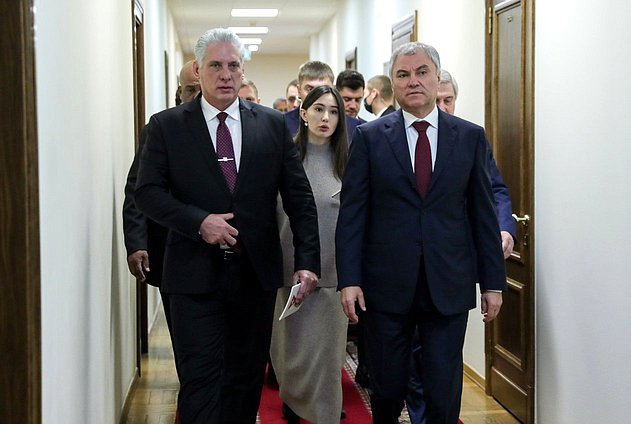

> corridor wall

[{"left": 36, "top": 0, "right": 136, "bottom": 422}]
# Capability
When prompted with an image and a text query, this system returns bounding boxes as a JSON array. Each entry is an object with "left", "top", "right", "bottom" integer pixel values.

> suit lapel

[
  {"left": 386, "top": 110, "right": 417, "bottom": 190},
  {"left": 429, "top": 110, "right": 457, "bottom": 194},
  {"left": 184, "top": 99, "right": 217, "bottom": 168}
]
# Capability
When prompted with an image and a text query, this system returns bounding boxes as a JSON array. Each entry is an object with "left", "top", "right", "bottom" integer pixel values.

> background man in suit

[
  {"left": 285, "top": 61, "right": 361, "bottom": 141},
  {"left": 123, "top": 59, "right": 200, "bottom": 331},
  {"left": 285, "top": 79, "right": 300, "bottom": 111},
  {"left": 405, "top": 69, "right": 517, "bottom": 424},
  {"left": 436, "top": 69, "right": 515, "bottom": 256},
  {"left": 238, "top": 79, "right": 260, "bottom": 104},
  {"left": 335, "top": 42, "right": 506, "bottom": 424},
  {"left": 364, "top": 75, "right": 396, "bottom": 118},
  {"left": 335, "top": 69, "right": 366, "bottom": 121},
  {"left": 135, "top": 28, "right": 320, "bottom": 424}
]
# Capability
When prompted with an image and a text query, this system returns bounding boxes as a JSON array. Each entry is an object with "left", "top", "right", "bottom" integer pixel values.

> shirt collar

[
  {"left": 402, "top": 105, "right": 439, "bottom": 129},
  {"left": 200, "top": 96, "right": 241, "bottom": 122}
]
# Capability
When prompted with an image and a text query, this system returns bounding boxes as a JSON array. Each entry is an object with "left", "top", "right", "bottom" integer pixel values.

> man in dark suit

[
  {"left": 123, "top": 59, "right": 200, "bottom": 332},
  {"left": 336, "top": 69, "right": 367, "bottom": 123},
  {"left": 335, "top": 42, "right": 506, "bottom": 424},
  {"left": 284, "top": 61, "right": 361, "bottom": 141},
  {"left": 135, "top": 28, "right": 320, "bottom": 424},
  {"left": 405, "top": 69, "right": 517, "bottom": 424}
]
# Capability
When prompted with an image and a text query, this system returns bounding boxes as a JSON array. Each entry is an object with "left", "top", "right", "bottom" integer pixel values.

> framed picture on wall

[
  {"left": 392, "top": 10, "right": 418, "bottom": 52},
  {"left": 345, "top": 47, "right": 357, "bottom": 70}
]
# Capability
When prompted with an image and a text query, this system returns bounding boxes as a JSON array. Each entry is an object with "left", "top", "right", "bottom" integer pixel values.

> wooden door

[{"left": 485, "top": 0, "right": 535, "bottom": 422}]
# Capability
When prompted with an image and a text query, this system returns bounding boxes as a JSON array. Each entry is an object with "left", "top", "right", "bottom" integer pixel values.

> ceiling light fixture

[
  {"left": 247, "top": 45, "right": 259, "bottom": 52},
  {"left": 228, "top": 26, "right": 269, "bottom": 34},
  {"left": 239, "top": 38, "right": 262, "bottom": 45},
  {"left": 231, "top": 9, "right": 278, "bottom": 18}
]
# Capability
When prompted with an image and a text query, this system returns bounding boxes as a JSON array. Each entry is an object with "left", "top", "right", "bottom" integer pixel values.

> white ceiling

[{"left": 167, "top": 0, "right": 342, "bottom": 57}]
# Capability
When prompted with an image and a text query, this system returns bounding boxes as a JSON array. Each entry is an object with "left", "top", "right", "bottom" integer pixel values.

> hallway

[{"left": 123, "top": 306, "right": 519, "bottom": 424}]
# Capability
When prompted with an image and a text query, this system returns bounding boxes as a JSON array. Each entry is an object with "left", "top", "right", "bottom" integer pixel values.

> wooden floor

[{"left": 123, "top": 307, "right": 519, "bottom": 424}]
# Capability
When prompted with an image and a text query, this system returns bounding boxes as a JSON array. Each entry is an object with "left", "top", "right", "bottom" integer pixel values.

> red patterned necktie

[
  {"left": 412, "top": 120, "right": 432, "bottom": 198},
  {"left": 216, "top": 112, "right": 238, "bottom": 193}
]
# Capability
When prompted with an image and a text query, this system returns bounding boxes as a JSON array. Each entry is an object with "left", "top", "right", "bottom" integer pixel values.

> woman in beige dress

[{"left": 271, "top": 85, "right": 349, "bottom": 424}]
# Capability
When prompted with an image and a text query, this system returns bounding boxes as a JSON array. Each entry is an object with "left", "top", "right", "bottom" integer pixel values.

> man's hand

[
  {"left": 481, "top": 291, "right": 503, "bottom": 323},
  {"left": 127, "top": 250, "right": 149, "bottom": 281},
  {"left": 199, "top": 213, "right": 238, "bottom": 246},
  {"left": 501, "top": 231, "right": 514, "bottom": 259},
  {"left": 340, "top": 286, "right": 366, "bottom": 324},
  {"left": 292, "top": 270, "right": 318, "bottom": 305}
]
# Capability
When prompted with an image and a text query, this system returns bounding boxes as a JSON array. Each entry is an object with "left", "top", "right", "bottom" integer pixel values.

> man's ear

[{"left": 193, "top": 60, "right": 200, "bottom": 78}]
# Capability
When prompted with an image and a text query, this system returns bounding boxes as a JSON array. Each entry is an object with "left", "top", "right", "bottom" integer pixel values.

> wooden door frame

[
  {"left": 132, "top": 0, "right": 149, "bottom": 368},
  {"left": 0, "top": 0, "right": 41, "bottom": 422},
  {"left": 484, "top": 0, "right": 535, "bottom": 421}
]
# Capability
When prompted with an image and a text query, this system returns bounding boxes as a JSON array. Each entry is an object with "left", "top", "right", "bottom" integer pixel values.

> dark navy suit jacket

[{"left": 335, "top": 109, "right": 506, "bottom": 315}]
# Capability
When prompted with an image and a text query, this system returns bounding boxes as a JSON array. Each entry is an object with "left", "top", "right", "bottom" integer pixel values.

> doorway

[{"left": 485, "top": 0, "right": 535, "bottom": 422}]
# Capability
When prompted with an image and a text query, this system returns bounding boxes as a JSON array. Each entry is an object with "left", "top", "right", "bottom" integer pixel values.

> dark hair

[
  {"left": 296, "top": 86, "right": 348, "bottom": 180},
  {"left": 335, "top": 69, "right": 365, "bottom": 91}
]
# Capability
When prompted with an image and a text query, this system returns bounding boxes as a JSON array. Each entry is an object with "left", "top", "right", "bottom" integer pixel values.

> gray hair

[
  {"left": 389, "top": 42, "right": 441, "bottom": 79},
  {"left": 439, "top": 69, "right": 459, "bottom": 99},
  {"left": 194, "top": 28, "right": 245, "bottom": 64}
]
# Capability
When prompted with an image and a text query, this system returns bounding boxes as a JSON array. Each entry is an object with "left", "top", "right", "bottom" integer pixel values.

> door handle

[{"left": 512, "top": 213, "right": 530, "bottom": 225}]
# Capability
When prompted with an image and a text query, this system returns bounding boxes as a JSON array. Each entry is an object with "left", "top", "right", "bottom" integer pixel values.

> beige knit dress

[{"left": 270, "top": 141, "right": 348, "bottom": 424}]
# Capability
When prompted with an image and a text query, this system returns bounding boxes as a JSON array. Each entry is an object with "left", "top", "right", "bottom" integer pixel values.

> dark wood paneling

[{"left": 0, "top": 0, "right": 41, "bottom": 422}]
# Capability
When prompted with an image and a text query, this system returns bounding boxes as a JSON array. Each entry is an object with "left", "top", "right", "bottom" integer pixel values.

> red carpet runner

[
  {"left": 258, "top": 367, "right": 372, "bottom": 424},
  {"left": 258, "top": 367, "right": 464, "bottom": 424}
]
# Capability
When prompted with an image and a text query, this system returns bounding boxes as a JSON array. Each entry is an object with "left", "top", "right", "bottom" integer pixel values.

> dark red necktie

[
  {"left": 412, "top": 120, "right": 432, "bottom": 198},
  {"left": 216, "top": 112, "right": 238, "bottom": 193}
]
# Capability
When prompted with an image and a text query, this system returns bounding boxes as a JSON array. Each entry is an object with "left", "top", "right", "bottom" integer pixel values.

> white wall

[
  {"left": 535, "top": 1, "right": 631, "bottom": 422},
  {"left": 35, "top": 0, "right": 137, "bottom": 422},
  {"left": 243, "top": 54, "right": 309, "bottom": 107}
]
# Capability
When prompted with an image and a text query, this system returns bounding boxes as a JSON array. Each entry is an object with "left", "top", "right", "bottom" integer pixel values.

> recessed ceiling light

[
  {"left": 231, "top": 9, "right": 278, "bottom": 18},
  {"left": 239, "top": 38, "right": 262, "bottom": 45},
  {"left": 247, "top": 45, "right": 259, "bottom": 52},
  {"left": 229, "top": 26, "right": 269, "bottom": 34}
]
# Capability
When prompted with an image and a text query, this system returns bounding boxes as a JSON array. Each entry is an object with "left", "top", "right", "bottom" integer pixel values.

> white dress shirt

[
  {"left": 200, "top": 97, "right": 243, "bottom": 170},
  {"left": 402, "top": 105, "right": 439, "bottom": 172}
]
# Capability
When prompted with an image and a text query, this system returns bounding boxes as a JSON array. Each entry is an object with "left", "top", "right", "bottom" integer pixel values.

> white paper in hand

[{"left": 278, "top": 283, "right": 303, "bottom": 320}]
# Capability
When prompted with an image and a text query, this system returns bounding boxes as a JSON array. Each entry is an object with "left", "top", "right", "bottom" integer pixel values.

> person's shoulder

[
  {"left": 440, "top": 110, "right": 483, "bottom": 132},
  {"left": 151, "top": 98, "right": 198, "bottom": 122},
  {"left": 359, "top": 109, "right": 401, "bottom": 131},
  {"left": 242, "top": 100, "right": 283, "bottom": 119}
]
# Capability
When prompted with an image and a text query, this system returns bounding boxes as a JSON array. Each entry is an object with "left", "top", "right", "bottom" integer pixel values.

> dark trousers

[
  {"left": 168, "top": 256, "right": 276, "bottom": 424},
  {"left": 364, "top": 261, "right": 468, "bottom": 424},
  {"left": 406, "top": 329, "right": 427, "bottom": 424},
  {"left": 160, "top": 290, "right": 180, "bottom": 379}
]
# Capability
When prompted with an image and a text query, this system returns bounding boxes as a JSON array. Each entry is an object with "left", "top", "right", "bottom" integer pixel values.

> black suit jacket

[
  {"left": 122, "top": 125, "right": 168, "bottom": 287},
  {"left": 381, "top": 105, "right": 396, "bottom": 116},
  {"left": 336, "top": 109, "right": 506, "bottom": 315},
  {"left": 135, "top": 98, "right": 320, "bottom": 293}
]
